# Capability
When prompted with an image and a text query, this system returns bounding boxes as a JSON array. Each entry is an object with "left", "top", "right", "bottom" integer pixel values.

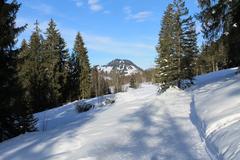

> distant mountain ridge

[{"left": 97, "top": 59, "right": 143, "bottom": 76}]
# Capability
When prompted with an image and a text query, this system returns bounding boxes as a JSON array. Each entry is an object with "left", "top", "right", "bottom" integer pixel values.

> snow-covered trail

[
  {"left": 0, "top": 84, "right": 210, "bottom": 160},
  {"left": 66, "top": 86, "right": 210, "bottom": 160}
]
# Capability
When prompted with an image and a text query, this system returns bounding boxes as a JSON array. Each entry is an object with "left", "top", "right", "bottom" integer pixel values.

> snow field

[
  {"left": 1, "top": 68, "right": 240, "bottom": 160},
  {"left": 192, "top": 68, "right": 240, "bottom": 160},
  {"left": 0, "top": 83, "right": 210, "bottom": 160}
]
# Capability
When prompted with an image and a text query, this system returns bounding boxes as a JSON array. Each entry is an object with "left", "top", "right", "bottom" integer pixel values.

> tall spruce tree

[
  {"left": 58, "top": 36, "right": 69, "bottom": 102},
  {"left": 180, "top": 16, "right": 198, "bottom": 88},
  {"left": 20, "top": 21, "right": 51, "bottom": 112},
  {"left": 155, "top": 1, "right": 198, "bottom": 92},
  {"left": 155, "top": 4, "right": 179, "bottom": 92},
  {"left": 0, "top": 0, "right": 36, "bottom": 142},
  {"left": 72, "top": 32, "right": 91, "bottom": 99},
  {"left": 44, "top": 19, "right": 69, "bottom": 105},
  {"left": 17, "top": 40, "right": 37, "bottom": 133},
  {"left": 17, "top": 39, "right": 29, "bottom": 84},
  {"left": 173, "top": 0, "right": 198, "bottom": 87},
  {"left": 66, "top": 53, "right": 79, "bottom": 101}
]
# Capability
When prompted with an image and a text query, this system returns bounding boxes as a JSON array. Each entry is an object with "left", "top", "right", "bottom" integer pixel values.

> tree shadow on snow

[
  {"left": 85, "top": 102, "right": 199, "bottom": 160},
  {"left": 0, "top": 105, "right": 111, "bottom": 160}
]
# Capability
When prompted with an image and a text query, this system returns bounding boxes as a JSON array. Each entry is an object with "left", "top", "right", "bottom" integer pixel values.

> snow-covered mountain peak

[{"left": 97, "top": 59, "right": 143, "bottom": 76}]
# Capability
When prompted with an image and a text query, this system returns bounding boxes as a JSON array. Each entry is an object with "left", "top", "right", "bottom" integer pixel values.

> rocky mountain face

[{"left": 97, "top": 59, "right": 143, "bottom": 76}]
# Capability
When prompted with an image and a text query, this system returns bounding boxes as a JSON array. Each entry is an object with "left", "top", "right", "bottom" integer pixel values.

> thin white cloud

[
  {"left": 88, "top": 0, "right": 103, "bottom": 12},
  {"left": 27, "top": 3, "right": 53, "bottom": 15},
  {"left": 130, "top": 11, "right": 152, "bottom": 22},
  {"left": 103, "top": 10, "right": 111, "bottom": 14},
  {"left": 76, "top": 2, "right": 83, "bottom": 7},
  {"left": 124, "top": 6, "right": 152, "bottom": 22},
  {"left": 77, "top": 2, "right": 83, "bottom": 7},
  {"left": 58, "top": 28, "right": 155, "bottom": 68},
  {"left": 58, "top": 28, "right": 154, "bottom": 56},
  {"left": 73, "top": 0, "right": 83, "bottom": 7},
  {"left": 82, "top": 34, "right": 154, "bottom": 56},
  {"left": 25, "top": 2, "right": 67, "bottom": 19},
  {"left": 73, "top": 0, "right": 108, "bottom": 13},
  {"left": 124, "top": 6, "right": 132, "bottom": 15},
  {"left": 17, "top": 17, "right": 154, "bottom": 58},
  {"left": 58, "top": 26, "right": 154, "bottom": 55}
]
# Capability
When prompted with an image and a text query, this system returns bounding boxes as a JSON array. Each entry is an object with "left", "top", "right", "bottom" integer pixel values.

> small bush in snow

[
  {"left": 179, "top": 80, "right": 193, "bottom": 89},
  {"left": 75, "top": 102, "right": 95, "bottom": 113},
  {"left": 105, "top": 98, "right": 115, "bottom": 105}
]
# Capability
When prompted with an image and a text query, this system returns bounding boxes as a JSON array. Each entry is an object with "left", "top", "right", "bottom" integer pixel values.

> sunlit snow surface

[
  {"left": 192, "top": 68, "right": 240, "bottom": 160},
  {"left": 1, "top": 68, "right": 240, "bottom": 160}
]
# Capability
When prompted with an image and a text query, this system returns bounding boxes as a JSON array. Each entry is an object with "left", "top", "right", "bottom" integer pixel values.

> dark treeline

[
  {"left": 18, "top": 21, "right": 92, "bottom": 112},
  {"left": 0, "top": 0, "right": 37, "bottom": 142},
  {"left": 194, "top": 37, "right": 228, "bottom": 75},
  {"left": 91, "top": 66, "right": 111, "bottom": 98},
  {"left": 196, "top": 0, "right": 240, "bottom": 74},
  {"left": 155, "top": 0, "right": 240, "bottom": 93},
  {"left": 0, "top": 0, "right": 110, "bottom": 142}
]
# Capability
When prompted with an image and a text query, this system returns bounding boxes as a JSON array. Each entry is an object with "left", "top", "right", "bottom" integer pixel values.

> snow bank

[
  {"left": 192, "top": 68, "right": 240, "bottom": 160},
  {"left": 36, "top": 94, "right": 115, "bottom": 131}
]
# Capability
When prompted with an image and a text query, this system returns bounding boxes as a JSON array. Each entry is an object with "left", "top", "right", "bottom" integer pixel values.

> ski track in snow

[{"left": 0, "top": 83, "right": 211, "bottom": 160}]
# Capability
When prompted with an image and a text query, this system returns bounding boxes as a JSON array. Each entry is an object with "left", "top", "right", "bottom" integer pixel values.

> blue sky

[{"left": 16, "top": 0, "right": 200, "bottom": 69}]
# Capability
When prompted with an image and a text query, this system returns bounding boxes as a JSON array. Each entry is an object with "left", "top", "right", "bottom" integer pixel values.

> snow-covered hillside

[
  {"left": 0, "top": 84, "right": 210, "bottom": 160},
  {"left": 97, "top": 59, "right": 143, "bottom": 76},
  {"left": 0, "top": 68, "right": 240, "bottom": 160},
  {"left": 191, "top": 68, "right": 240, "bottom": 160}
]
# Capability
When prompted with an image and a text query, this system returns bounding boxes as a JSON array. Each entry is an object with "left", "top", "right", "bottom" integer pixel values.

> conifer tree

[
  {"left": 129, "top": 75, "right": 137, "bottom": 89},
  {"left": 19, "top": 21, "right": 51, "bottom": 112},
  {"left": 155, "top": 1, "right": 198, "bottom": 92},
  {"left": 155, "top": 4, "right": 179, "bottom": 92},
  {"left": 17, "top": 39, "right": 29, "bottom": 94},
  {"left": 180, "top": 16, "right": 198, "bottom": 88},
  {"left": 111, "top": 69, "right": 123, "bottom": 93},
  {"left": 173, "top": 0, "right": 197, "bottom": 88},
  {"left": 66, "top": 53, "right": 80, "bottom": 101},
  {"left": 58, "top": 36, "right": 70, "bottom": 102},
  {"left": 17, "top": 40, "right": 37, "bottom": 133},
  {"left": 0, "top": 0, "right": 36, "bottom": 142},
  {"left": 90, "top": 67, "right": 111, "bottom": 97},
  {"left": 73, "top": 32, "right": 91, "bottom": 99},
  {"left": 100, "top": 76, "right": 111, "bottom": 95},
  {"left": 44, "top": 19, "right": 69, "bottom": 105},
  {"left": 90, "top": 67, "right": 99, "bottom": 97},
  {"left": 198, "top": 0, "right": 240, "bottom": 67},
  {"left": 194, "top": 38, "right": 228, "bottom": 75}
]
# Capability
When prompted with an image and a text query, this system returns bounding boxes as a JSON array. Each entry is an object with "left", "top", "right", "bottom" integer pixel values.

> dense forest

[
  {"left": 0, "top": 0, "right": 142, "bottom": 142},
  {"left": 155, "top": 0, "right": 240, "bottom": 92}
]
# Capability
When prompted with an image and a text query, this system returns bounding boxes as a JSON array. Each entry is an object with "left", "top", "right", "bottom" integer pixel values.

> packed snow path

[{"left": 0, "top": 84, "right": 210, "bottom": 160}]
